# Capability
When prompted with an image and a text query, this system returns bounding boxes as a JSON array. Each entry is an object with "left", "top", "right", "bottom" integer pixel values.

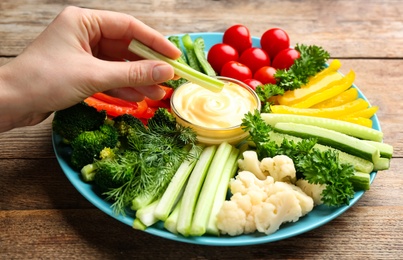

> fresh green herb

[
  {"left": 242, "top": 111, "right": 355, "bottom": 206},
  {"left": 255, "top": 44, "right": 330, "bottom": 112},
  {"left": 275, "top": 44, "right": 330, "bottom": 92},
  {"left": 255, "top": 84, "right": 285, "bottom": 113}
]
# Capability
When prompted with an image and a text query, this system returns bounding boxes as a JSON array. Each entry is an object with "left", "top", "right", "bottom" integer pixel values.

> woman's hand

[{"left": 0, "top": 6, "right": 181, "bottom": 132}]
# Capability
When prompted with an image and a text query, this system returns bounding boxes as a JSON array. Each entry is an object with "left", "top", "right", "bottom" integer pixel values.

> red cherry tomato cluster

[{"left": 207, "top": 25, "right": 300, "bottom": 90}]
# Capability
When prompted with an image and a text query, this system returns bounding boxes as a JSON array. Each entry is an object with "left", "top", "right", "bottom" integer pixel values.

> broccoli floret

[
  {"left": 146, "top": 108, "right": 197, "bottom": 146},
  {"left": 70, "top": 124, "right": 119, "bottom": 170},
  {"left": 52, "top": 102, "right": 106, "bottom": 142},
  {"left": 93, "top": 150, "right": 137, "bottom": 193},
  {"left": 113, "top": 113, "right": 145, "bottom": 136},
  {"left": 147, "top": 108, "right": 177, "bottom": 131}
]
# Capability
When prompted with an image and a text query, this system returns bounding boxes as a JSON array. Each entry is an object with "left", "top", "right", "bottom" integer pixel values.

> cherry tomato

[
  {"left": 260, "top": 28, "right": 290, "bottom": 61},
  {"left": 207, "top": 43, "right": 239, "bottom": 73},
  {"left": 238, "top": 47, "right": 271, "bottom": 74},
  {"left": 223, "top": 24, "right": 252, "bottom": 55},
  {"left": 243, "top": 78, "right": 263, "bottom": 90},
  {"left": 272, "top": 48, "right": 300, "bottom": 70},
  {"left": 221, "top": 61, "right": 252, "bottom": 82},
  {"left": 253, "top": 66, "right": 277, "bottom": 84}
]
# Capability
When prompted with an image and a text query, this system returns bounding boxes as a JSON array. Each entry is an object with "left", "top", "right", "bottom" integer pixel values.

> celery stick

[
  {"left": 164, "top": 198, "right": 182, "bottom": 234},
  {"left": 132, "top": 218, "right": 147, "bottom": 231},
  {"left": 131, "top": 193, "right": 155, "bottom": 211},
  {"left": 128, "top": 39, "right": 224, "bottom": 93},
  {"left": 154, "top": 145, "right": 202, "bottom": 221},
  {"left": 364, "top": 140, "right": 394, "bottom": 159},
  {"left": 190, "top": 142, "right": 233, "bottom": 236},
  {"left": 176, "top": 145, "right": 217, "bottom": 236},
  {"left": 135, "top": 199, "right": 160, "bottom": 227},
  {"left": 206, "top": 146, "right": 240, "bottom": 235}
]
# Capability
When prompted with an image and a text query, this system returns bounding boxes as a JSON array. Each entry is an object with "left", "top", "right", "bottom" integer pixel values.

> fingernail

[{"left": 152, "top": 64, "right": 173, "bottom": 82}]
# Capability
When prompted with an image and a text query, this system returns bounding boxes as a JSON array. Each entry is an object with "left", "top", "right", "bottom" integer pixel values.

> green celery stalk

[
  {"left": 132, "top": 218, "right": 147, "bottom": 231},
  {"left": 154, "top": 145, "right": 203, "bottom": 221},
  {"left": 128, "top": 39, "right": 224, "bottom": 93},
  {"left": 206, "top": 146, "right": 240, "bottom": 235},
  {"left": 135, "top": 199, "right": 160, "bottom": 227},
  {"left": 190, "top": 142, "right": 233, "bottom": 236},
  {"left": 163, "top": 198, "right": 182, "bottom": 234},
  {"left": 176, "top": 145, "right": 217, "bottom": 236}
]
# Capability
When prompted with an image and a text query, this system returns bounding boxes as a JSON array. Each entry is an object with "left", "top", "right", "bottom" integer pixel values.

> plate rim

[{"left": 52, "top": 32, "right": 380, "bottom": 246}]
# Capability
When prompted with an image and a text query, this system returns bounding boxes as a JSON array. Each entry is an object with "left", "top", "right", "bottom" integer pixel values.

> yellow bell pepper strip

[
  {"left": 277, "top": 59, "right": 343, "bottom": 106},
  {"left": 270, "top": 98, "right": 370, "bottom": 119},
  {"left": 341, "top": 105, "right": 379, "bottom": 119},
  {"left": 340, "top": 117, "right": 373, "bottom": 128},
  {"left": 291, "top": 70, "right": 355, "bottom": 108},
  {"left": 312, "top": 87, "right": 359, "bottom": 108}
]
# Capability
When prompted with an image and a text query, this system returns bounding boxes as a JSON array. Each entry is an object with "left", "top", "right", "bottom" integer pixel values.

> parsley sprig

[
  {"left": 256, "top": 44, "right": 330, "bottom": 113},
  {"left": 242, "top": 111, "right": 355, "bottom": 206}
]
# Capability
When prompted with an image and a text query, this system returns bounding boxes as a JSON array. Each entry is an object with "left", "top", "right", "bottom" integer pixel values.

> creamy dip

[{"left": 172, "top": 81, "right": 258, "bottom": 129}]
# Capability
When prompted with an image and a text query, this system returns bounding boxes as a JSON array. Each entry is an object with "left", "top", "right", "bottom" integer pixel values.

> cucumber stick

[
  {"left": 269, "top": 132, "right": 374, "bottom": 174},
  {"left": 350, "top": 171, "right": 371, "bottom": 191},
  {"left": 176, "top": 145, "right": 217, "bottom": 236},
  {"left": 273, "top": 122, "right": 380, "bottom": 163},
  {"left": 190, "top": 142, "right": 233, "bottom": 236},
  {"left": 364, "top": 140, "right": 393, "bottom": 159},
  {"left": 261, "top": 113, "right": 383, "bottom": 142}
]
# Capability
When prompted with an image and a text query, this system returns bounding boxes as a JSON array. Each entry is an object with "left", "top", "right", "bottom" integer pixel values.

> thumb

[{"left": 90, "top": 59, "right": 175, "bottom": 92}]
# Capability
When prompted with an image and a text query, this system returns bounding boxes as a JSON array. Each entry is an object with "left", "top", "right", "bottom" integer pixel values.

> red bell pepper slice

[{"left": 84, "top": 96, "right": 148, "bottom": 118}]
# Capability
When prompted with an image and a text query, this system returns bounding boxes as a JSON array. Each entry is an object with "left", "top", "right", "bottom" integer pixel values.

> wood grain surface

[{"left": 1, "top": 0, "right": 402, "bottom": 259}]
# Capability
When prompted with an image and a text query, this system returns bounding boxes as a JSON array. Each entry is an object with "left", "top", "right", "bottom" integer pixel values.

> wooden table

[{"left": 1, "top": 0, "right": 402, "bottom": 259}]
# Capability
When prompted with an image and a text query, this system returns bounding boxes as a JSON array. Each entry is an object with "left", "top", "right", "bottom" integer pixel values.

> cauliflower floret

[
  {"left": 238, "top": 151, "right": 266, "bottom": 180},
  {"left": 216, "top": 200, "right": 246, "bottom": 236},
  {"left": 254, "top": 191, "right": 302, "bottom": 234},
  {"left": 217, "top": 171, "right": 314, "bottom": 236},
  {"left": 266, "top": 181, "right": 314, "bottom": 216},
  {"left": 230, "top": 170, "right": 274, "bottom": 195},
  {"left": 260, "top": 155, "right": 297, "bottom": 183},
  {"left": 296, "top": 178, "right": 326, "bottom": 205}
]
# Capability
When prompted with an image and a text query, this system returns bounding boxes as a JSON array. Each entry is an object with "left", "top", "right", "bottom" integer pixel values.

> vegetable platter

[{"left": 53, "top": 32, "right": 383, "bottom": 246}]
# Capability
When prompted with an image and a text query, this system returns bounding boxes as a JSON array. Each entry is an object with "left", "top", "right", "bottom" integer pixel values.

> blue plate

[{"left": 52, "top": 32, "right": 380, "bottom": 246}]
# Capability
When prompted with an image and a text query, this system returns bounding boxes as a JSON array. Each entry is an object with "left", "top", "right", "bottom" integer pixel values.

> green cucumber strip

[
  {"left": 167, "top": 36, "right": 188, "bottom": 65},
  {"left": 373, "top": 157, "right": 390, "bottom": 171},
  {"left": 206, "top": 146, "right": 240, "bottom": 235},
  {"left": 193, "top": 37, "right": 217, "bottom": 76},
  {"left": 261, "top": 113, "right": 383, "bottom": 142},
  {"left": 181, "top": 34, "right": 202, "bottom": 72},
  {"left": 364, "top": 140, "right": 393, "bottom": 159},
  {"left": 154, "top": 145, "right": 202, "bottom": 221},
  {"left": 269, "top": 132, "right": 374, "bottom": 174},
  {"left": 176, "top": 145, "right": 217, "bottom": 237},
  {"left": 350, "top": 171, "right": 371, "bottom": 191},
  {"left": 273, "top": 122, "right": 380, "bottom": 163},
  {"left": 190, "top": 142, "right": 233, "bottom": 236},
  {"left": 164, "top": 198, "right": 182, "bottom": 234},
  {"left": 128, "top": 39, "right": 224, "bottom": 93}
]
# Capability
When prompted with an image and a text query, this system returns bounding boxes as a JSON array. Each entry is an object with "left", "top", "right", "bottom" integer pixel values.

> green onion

[{"left": 128, "top": 39, "right": 225, "bottom": 93}]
